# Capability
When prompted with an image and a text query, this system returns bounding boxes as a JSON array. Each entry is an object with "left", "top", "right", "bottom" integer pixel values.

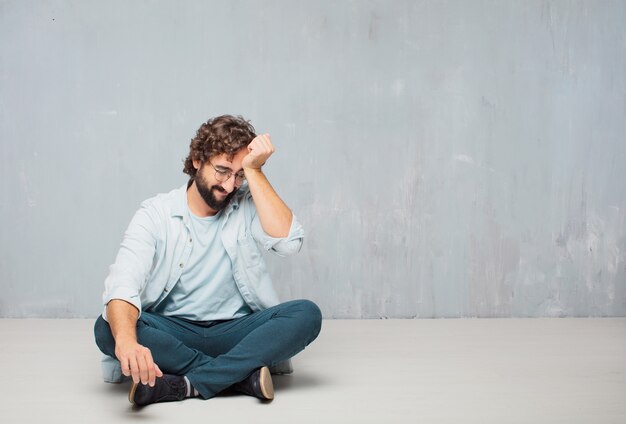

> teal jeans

[{"left": 94, "top": 299, "right": 322, "bottom": 399}]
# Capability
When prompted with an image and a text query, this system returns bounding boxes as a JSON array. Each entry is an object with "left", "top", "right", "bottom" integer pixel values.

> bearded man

[{"left": 94, "top": 115, "right": 321, "bottom": 406}]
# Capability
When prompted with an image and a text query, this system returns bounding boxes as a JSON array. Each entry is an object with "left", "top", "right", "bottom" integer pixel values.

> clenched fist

[{"left": 242, "top": 134, "right": 275, "bottom": 171}]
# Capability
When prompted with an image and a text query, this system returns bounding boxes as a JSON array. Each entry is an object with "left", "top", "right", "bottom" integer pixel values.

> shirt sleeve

[
  {"left": 101, "top": 201, "right": 159, "bottom": 320},
  {"left": 245, "top": 194, "right": 305, "bottom": 257}
]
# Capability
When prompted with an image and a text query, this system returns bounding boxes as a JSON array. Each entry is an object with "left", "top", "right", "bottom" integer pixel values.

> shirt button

[
  {"left": 189, "top": 238, "right": 192, "bottom": 242},
  {"left": 179, "top": 263, "right": 184, "bottom": 268}
]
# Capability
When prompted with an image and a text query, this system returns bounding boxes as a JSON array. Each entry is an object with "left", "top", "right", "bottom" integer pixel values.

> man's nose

[{"left": 221, "top": 175, "right": 237, "bottom": 192}]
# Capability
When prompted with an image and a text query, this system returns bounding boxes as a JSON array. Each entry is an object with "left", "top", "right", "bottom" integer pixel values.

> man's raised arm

[{"left": 242, "top": 134, "right": 293, "bottom": 238}]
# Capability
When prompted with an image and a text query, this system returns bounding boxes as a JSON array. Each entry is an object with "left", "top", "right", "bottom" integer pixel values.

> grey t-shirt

[{"left": 153, "top": 208, "right": 252, "bottom": 321}]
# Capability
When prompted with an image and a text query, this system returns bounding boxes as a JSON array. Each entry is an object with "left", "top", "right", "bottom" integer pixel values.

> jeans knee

[
  {"left": 294, "top": 299, "right": 322, "bottom": 340},
  {"left": 93, "top": 315, "right": 115, "bottom": 356}
]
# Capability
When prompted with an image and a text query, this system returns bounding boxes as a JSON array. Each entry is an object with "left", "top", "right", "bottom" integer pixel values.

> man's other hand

[{"left": 115, "top": 339, "right": 163, "bottom": 387}]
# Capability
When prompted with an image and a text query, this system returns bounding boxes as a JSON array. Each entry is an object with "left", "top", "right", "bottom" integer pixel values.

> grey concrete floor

[{"left": 0, "top": 318, "right": 624, "bottom": 423}]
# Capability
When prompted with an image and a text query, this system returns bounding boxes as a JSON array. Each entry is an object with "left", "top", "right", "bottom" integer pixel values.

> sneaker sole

[
  {"left": 128, "top": 381, "right": 138, "bottom": 405},
  {"left": 259, "top": 366, "right": 274, "bottom": 400}
]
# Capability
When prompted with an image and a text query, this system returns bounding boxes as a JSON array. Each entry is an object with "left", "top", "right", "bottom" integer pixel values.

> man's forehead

[
  {"left": 211, "top": 151, "right": 245, "bottom": 168},
  {"left": 211, "top": 153, "right": 232, "bottom": 164}
]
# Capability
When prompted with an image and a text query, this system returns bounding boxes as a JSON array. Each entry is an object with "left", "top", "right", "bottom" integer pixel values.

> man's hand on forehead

[{"left": 242, "top": 134, "right": 275, "bottom": 171}]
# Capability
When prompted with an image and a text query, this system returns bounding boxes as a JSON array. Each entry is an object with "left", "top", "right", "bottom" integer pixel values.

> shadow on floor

[
  {"left": 102, "top": 371, "right": 323, "bottom": 406},
  {"left": 272, "top": 372, "right": 323, "bottom": 391}
]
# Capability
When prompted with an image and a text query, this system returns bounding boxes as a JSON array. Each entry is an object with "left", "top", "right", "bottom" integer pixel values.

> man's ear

[{"left": 193, "top": 159, "right": 200, "bottom": 170}]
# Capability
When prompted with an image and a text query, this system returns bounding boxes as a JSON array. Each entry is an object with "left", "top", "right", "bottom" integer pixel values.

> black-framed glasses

[{"left": 208, "top": 161, "right": 246, "bottom": 185}]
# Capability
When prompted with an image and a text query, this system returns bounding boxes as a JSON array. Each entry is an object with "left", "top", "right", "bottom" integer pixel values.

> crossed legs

[{"left": 94, "top": 299, "right": 322, "bottom": 399}]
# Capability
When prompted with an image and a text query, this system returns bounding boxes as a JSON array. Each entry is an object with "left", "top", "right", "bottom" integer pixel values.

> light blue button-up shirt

[{"left": 101, "top": 181, "right": 304, "bottom": 321}]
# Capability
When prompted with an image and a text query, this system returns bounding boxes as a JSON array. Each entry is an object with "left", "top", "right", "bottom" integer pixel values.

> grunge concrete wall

[{"left": 1, "top": 0, "right": 625, "bottom": 317}]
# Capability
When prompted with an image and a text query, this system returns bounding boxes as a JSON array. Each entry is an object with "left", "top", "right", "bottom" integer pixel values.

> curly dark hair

[{"left": 183, "top": 115, "right": 256, "bottom": 178}]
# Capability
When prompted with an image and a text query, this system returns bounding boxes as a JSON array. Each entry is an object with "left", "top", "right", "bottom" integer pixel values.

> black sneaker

[
  {"left": 129, "top": 374, "right": 187, "bottom": 406},
  {"left": 231, "top": 366, "right": 274, "bottom": 400}
]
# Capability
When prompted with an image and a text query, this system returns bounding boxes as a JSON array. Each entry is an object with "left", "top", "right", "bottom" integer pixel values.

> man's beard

[{"left": 195, "top": 170, "right": 237, "bottom": 212}]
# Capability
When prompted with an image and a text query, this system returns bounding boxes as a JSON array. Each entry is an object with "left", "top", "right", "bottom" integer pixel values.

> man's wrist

[
  {"left": 243, "top": 167, "right": 264, "bottom": 176},
  {"left": 114, "top": 334, "right": 137, "bottom": 345}
]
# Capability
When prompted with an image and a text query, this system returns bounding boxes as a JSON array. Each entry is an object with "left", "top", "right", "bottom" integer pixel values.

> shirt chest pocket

[
  {"left": 237, "top": 234, "right": 262, "bottom": 264},
  {"left": 236, "top": 234, "right": 271, "bottom": 285}
]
